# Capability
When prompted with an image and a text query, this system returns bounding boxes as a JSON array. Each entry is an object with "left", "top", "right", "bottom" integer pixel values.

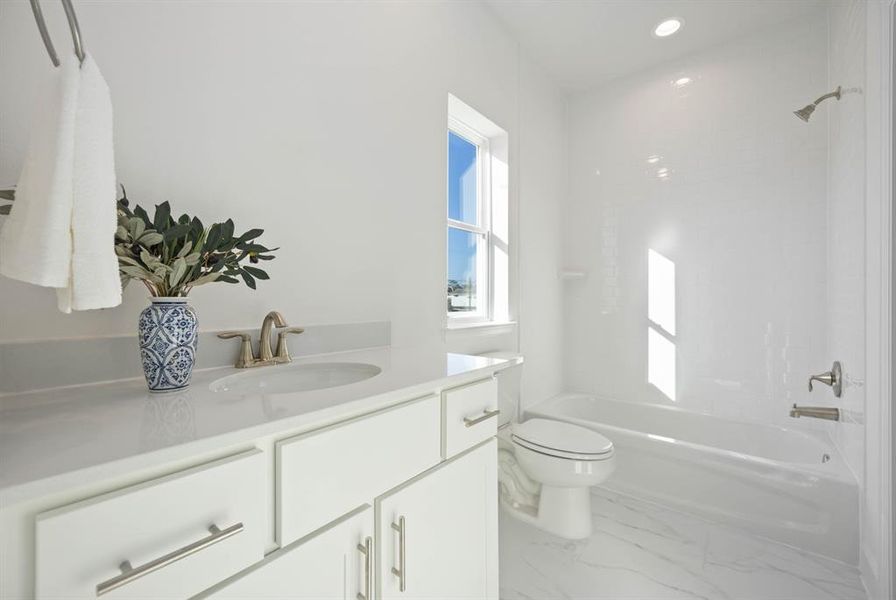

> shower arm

[{"left": 811, "top": 86, "right": 842, "bottom": 107}]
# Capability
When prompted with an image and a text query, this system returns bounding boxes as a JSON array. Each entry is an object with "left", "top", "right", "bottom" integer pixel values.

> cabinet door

[
  {"left": 201, "top": 506, "right": 374, "bottom": 600},
  {"left": 377, "top": 440, "right": 497, "bottom": 600}
]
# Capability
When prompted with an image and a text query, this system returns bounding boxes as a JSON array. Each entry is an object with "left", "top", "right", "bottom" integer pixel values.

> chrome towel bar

[{"left": 29, "top": 0, "right": 86, "bottom": 67}]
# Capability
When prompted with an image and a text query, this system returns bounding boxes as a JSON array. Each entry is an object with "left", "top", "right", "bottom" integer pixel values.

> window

[
  {"left": 446, "top": 95, "right": 509, "bottom": 326},
  {"left": 447, "top": 122, "right": 490, "bottom": 320}
]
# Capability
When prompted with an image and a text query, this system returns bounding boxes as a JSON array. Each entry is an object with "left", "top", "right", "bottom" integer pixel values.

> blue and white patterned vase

[{"left": 138, "top": 297, "right": 199, "bottom": 393}]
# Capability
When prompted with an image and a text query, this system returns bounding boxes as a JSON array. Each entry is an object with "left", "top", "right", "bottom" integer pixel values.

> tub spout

[{"left": 790, "top": 404, "right": 840, "bottom": 421}]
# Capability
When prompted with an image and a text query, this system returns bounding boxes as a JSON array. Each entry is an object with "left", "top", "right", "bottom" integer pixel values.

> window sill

[{"left": 444, "top": 320, "right": 517, "bottom": 332}]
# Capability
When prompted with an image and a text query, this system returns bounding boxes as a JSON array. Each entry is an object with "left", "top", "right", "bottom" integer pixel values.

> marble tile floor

[{"left": 500, "top": 488, "right": 865, "bottom": 600}]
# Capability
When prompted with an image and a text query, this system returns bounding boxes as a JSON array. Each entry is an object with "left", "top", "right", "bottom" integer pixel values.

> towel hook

[{"left": 29, "top": 0, "right": 86, "bottom": 67}]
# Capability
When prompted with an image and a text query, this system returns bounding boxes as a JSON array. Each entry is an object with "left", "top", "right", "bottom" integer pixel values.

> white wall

[
  {"left": 0, "top": 0, "right": 566, "bottom": 401},
  {"left": 563, "top": 14, "right": 832, "bottom": 427},
  {"left": 517, "top": 58, "right": 567, "bottom": 411}
]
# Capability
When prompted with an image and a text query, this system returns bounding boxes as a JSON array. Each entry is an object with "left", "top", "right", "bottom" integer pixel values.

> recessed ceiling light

[
  {"left": 654, "top": 18, "right": 683, "bottom": 38},
  {"left": 674, "top": 76, "right": 692, "bottom": 87},
  {"left": 646, "top": 155, "right": 661, "bottom": 164}
]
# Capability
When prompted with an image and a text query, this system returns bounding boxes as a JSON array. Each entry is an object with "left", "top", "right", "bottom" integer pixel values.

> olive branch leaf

[{"left": 114, "top": 186, "right": 277, "bottom": 297}]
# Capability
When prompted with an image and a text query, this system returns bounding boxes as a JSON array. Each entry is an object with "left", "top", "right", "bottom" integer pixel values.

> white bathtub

[{"left": 524, "top": 393, "right": 859, "bottom": 564}]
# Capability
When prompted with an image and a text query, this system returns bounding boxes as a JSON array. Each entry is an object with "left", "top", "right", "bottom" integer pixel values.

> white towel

[
  {"left": 0, "top": 56, "right": 79, "bottom": 289},
  {"left": 0, "top": 54, "right": 121, "bottom": 313},
  {"left": 57, "top": 54, "right": 121, "bottom": 313}
]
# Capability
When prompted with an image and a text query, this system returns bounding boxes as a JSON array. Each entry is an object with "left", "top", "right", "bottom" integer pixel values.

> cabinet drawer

[
  {"left": 442, "top": 378, "right": 498, "bottom": 458},
  {"left": 276, "top": 395, "right": 440, "bottom": 546},
  {"left": 35, "top": 449, "right": 265, "bottom": 600}
]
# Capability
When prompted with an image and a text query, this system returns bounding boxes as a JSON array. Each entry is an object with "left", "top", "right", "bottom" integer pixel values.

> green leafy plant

[
  {"left": 115, "top": 186, "right": 276, "bottom": 297},
  {"left": 0, "top": 188, "right": 14, "bottom": 215}
]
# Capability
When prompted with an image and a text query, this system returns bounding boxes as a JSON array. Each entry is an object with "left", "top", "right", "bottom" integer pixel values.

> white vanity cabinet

[
  {"left": 11, "top": 372, "right": 502, "bottom": 600},
  {"left": 377, "top": 440, "right": 498, "bottom": 600},
  {"left": 200, "top": 506, "right": 374, "bottom": 600}
]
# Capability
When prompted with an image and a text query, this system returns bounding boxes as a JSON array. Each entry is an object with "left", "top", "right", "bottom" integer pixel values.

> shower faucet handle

[
  {"left": 808, "top": 372, "right": 834, "bottom": 389},
  {"left": 808, "top": 361, "right": 842, "bottom": 398}
]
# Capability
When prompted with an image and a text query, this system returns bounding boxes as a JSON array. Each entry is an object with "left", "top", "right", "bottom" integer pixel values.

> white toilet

[{"left": 482, "top": 352, "right": 616, "bottom": 540}]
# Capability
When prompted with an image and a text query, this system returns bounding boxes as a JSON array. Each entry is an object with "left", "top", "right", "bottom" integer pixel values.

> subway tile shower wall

[{"left": 563, "top": 14, "right": 835, "bottom": 429}]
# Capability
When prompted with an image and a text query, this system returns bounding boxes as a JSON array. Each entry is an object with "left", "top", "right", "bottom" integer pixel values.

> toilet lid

[{"left": 511, "top": 419, "right": 613, "bottom": 458}]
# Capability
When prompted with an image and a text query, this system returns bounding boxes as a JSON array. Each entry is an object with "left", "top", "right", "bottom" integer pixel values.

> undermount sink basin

[{"left": 210, "top": 362, "right": 382, "bottom": 395}]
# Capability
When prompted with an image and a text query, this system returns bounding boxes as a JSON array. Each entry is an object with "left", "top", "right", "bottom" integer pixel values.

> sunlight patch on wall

[
  {"left": 647, "top": 249, "right": 676, "bottom": 400},
  {"left": 648, "top": 327, "right": 677, "bottom": 401},
  {"left": 648, "top": 248, "right": 676, "bottom": 335}
]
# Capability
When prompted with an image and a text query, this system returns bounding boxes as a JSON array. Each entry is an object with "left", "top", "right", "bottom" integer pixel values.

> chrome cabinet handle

[
  {"left": 391, "top": 516, "right": 406, "bottom": 592},
  {"left": 356, "top": 535, "right": 372, "bottom": 600},
  {"left": 463, "top": 409, "right": 500, "bottom": 428},
  {"left": 95, "top": 523, "right": 243, "bottom": 596}
]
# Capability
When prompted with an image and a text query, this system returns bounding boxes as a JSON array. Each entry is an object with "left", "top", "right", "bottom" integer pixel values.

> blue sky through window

[
  {"left": 448, "top": 131, "right": 478, "bottom": 284},
  {"left": 448, "top": 131, "right": 478, "bottom": 224}
]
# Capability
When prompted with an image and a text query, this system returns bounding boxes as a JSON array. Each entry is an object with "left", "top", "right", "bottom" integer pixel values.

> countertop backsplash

[{"left": 0, "top": 321, "right": 390, "bottom": 394}]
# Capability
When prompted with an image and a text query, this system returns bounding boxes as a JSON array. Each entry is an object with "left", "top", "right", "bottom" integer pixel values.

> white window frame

[{"left": 447, "top": 117, "right": 492, "bottom": 324}]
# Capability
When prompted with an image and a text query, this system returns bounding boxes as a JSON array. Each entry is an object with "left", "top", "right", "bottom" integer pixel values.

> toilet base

[
  {"left": 500, "top": 484, "right": 593, "bottom": 540},
  {"left": 537, "top": 485, "right": 592, "bottom": 539}
]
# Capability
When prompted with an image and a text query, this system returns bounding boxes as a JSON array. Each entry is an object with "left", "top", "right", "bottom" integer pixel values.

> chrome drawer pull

[
  {"left": 95, "top": 522, "right": 243, "bottom": 596},
  {"left": 463, "top": 409, "right": 500, "bottom": 428},
  {"left": 357, "top": 536, "right": 372, "bottom": 600},
  {"left": 391, "top": 516, "right": 406, "bottom": 592}
]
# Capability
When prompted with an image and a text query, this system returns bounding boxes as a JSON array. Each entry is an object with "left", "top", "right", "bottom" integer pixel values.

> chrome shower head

[
  {"left": 793, "top": 104, "right": 815, "bottom": 122},
  {"left": 794, "top": 86, "right": 841, "bottom": 122}
]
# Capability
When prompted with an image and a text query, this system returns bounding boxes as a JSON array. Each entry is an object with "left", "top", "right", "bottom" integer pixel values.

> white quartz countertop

[{"left": 0, "top": 345, "right": 516, "bottom": 504}]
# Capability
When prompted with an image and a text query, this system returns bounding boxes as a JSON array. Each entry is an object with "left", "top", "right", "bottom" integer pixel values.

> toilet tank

[{"left": 479, "top": 352, "right": 522, "bottom": 427}]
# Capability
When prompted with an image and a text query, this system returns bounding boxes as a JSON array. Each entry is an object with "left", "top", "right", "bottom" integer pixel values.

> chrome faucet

[
  {"left": 259, "top": 311, "right": 288, "bottom": 362},
  {"left": 218, "top": 311, "right": 304, "bottom": 368},
  {"left": 789, "top": 404, "right": 840, "bottom": 421}
]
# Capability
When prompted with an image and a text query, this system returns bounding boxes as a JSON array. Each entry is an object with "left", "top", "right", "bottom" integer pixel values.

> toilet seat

[{"left": 511, "top": 418, "right": 614, "bottom": 461}]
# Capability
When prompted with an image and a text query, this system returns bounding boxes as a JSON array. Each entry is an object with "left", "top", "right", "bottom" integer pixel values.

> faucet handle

[
  {"left": 808, "top": 372, "right": 834, "bottom": 391},
  {"left": 807, "top": 361, "right": 843, "bottom": 397},
  {"left": 275, "top": 327, "right": 305, "bottom": 362},
  {"left": 217, "top": 331, "right": 250, "bottom": 340},
  {"left": 217, "top": 331, "right": 255, "bottom": 368}
]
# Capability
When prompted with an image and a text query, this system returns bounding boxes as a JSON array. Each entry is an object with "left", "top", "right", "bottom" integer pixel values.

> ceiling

[{"left": 484, "top": 0, "right": 828, "bottom": 91}]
